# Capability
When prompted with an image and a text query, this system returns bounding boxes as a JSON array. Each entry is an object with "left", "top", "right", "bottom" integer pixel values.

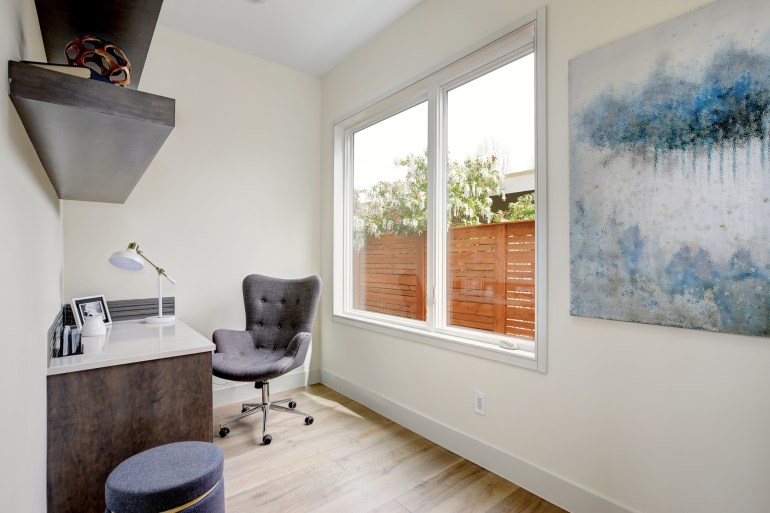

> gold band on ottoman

[{"left": 160, "top": 480, "right": 221, "bottom": 513}]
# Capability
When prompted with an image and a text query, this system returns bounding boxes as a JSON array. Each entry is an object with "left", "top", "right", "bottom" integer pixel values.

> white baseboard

[
  {"left": 320, "top": 370, "right": 633, "bottom": 513},
  {"left": 213, "top": 368, "right": 321, "bottom": 407}
]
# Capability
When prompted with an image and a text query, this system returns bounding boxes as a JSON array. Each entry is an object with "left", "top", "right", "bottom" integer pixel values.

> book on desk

[{"left": 52, "top": 325, "right": 83, "bottom": 358}]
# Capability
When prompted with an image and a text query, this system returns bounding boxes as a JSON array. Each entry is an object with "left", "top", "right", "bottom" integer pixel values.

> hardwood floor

[{"left": 213, "top": 384, "right": 566, "bottom": 513}]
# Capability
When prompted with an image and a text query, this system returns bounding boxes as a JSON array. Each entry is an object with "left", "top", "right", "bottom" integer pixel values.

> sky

[{"left": 353, "top": 53, "right": 534, "bottom": 191}]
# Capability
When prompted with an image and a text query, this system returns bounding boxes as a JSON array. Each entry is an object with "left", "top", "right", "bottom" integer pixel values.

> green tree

[
  {"left": 493, "top": 192, "right": 535, "bottom": 222},
  {"left": 447, "top": 155, "right": 506, "bottom": 227},
  {"left": 355, "top": 152, "right": 523, "bottom": 248},
  {"left": 353, "top": 153, "right": 428, "bottom": 250}
]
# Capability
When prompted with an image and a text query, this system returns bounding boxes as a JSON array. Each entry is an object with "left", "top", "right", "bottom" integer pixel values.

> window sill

[{"left": 332, "top": 313, "right": 539, "bottom": 370}]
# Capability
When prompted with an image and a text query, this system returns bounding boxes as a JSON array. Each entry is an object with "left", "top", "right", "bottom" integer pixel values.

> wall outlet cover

[{"left": 474, "top": 391, "right": 486, "bottom": 415}]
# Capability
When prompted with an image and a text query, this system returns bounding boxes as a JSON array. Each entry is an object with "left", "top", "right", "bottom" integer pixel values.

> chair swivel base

[{"left": 218, "top": 381, "right": 313, "bottom": 445}]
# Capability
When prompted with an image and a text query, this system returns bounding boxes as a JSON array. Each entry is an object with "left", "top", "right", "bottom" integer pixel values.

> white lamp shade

[{"left": 109, "top": 249, "right": 144, "bottom": 271}]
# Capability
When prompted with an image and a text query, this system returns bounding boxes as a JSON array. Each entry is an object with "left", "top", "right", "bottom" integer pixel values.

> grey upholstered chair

[{"left": 212, "top": 274, "right": 321, "bottom": 445}]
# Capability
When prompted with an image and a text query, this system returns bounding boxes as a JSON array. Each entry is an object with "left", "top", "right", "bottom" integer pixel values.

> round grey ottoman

[{"left": 105, "top": 441, "right": 224, "bottom": 513}]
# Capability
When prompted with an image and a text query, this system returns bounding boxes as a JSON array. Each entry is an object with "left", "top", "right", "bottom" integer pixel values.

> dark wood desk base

[{"left": 47, "top": 352, "right": 212, "bottom": 513}]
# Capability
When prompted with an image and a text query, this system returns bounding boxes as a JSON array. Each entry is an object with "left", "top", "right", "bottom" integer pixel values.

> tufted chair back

[{"left": 243, "top": 274, "right": 321, "bottom": 351}]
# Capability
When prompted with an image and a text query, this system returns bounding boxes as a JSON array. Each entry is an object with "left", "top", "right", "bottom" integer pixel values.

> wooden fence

[{"left": 353, "top": 220, "right": 535, "bottom": 339}]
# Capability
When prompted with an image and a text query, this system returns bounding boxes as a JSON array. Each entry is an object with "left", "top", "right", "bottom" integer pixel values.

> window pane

[
  {"left": 352, "top": 102, "right": 428, "bottom": 321},
  {"left": 445, "top": 54, "right": 536, "bottom": 339}
]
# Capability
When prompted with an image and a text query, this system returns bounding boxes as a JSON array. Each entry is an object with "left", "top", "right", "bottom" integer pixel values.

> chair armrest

[
  {"left": 285, "top": 332, "right": 311, "bottom": 362},
  {"left": 212, "top": 329, "right": 255, "bottom": 354}
]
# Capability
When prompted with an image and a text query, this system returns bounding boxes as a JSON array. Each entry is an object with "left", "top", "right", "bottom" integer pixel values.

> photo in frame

[
  {"left": 71, "top": 295, "right": 112, "bottom": 329},
  {"left": 569, "top": 0, "right": 770, "bottom": 338}
]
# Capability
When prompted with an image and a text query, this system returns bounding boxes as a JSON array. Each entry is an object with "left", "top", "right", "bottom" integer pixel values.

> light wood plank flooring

[{"left": 213, "top": 384, "right": 567, "bottom": 513}]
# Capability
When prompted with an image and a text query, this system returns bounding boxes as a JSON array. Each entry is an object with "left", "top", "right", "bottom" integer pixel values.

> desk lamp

[{"left": 109, "top": 242, "right": 176, "bottom": 324}]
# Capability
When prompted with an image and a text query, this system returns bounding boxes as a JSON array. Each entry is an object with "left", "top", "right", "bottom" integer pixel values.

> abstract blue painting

[{"left": 569, "top": 0, "right": 770, "bottom": 338}]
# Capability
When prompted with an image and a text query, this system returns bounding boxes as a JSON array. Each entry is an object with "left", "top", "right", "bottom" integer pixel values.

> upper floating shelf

[{"left": 34, "top": 0, "right": 164, "bottom": 89}]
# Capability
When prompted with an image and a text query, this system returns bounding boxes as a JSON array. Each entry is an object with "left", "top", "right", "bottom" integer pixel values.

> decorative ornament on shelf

[{"left": 65, "top": 34, "right": 132, "bottom": 86}]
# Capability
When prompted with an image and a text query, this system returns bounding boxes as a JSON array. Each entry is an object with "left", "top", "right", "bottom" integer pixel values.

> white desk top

[{"left": 48, "top": 319, "right": 214, "bottom": 376}]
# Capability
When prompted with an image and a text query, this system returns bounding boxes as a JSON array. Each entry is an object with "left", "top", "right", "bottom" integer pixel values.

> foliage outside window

[{"left": 354, "top": 152, "right": 534, "bottom": 249}]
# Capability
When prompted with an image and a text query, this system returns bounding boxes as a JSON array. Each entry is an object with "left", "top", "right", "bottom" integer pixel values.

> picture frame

[{"left": 71, "top": 295, "right": 112, "bottom": 329}]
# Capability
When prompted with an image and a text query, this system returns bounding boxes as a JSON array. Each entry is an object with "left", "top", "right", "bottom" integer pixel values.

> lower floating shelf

[{"left": 8, "top": 60, "right": 175, "bottom": 203}]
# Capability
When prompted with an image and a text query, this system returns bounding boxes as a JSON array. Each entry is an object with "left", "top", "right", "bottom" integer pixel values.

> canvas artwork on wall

[{"left": 569, "top": 0, "right": 770, "bottom": 338}]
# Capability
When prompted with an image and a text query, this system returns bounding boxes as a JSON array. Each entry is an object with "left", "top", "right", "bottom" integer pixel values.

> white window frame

[{"left": 333, "top": 8, "right": 547, "bottom": 372}]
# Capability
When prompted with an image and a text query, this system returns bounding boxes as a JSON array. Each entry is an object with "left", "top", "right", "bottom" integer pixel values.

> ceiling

[{"left": 158, "top": 0, "right": 425, "bottom": 77}]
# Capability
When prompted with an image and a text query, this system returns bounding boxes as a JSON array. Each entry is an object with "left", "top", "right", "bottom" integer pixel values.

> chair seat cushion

[
  {"left": 212, "top": 347, "right": 294, "bottom": 382},
  {"left": 105, "top": 441, "right": 223, "bottom": 513}
]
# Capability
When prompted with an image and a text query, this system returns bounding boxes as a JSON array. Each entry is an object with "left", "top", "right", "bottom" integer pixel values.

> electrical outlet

[{"left": 474, "top": 391, "right": 486, "bottom": 415}]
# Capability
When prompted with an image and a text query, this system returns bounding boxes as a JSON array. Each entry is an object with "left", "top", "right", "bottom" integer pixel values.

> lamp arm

[{"left": 136, "top": 250, "right": 176, "bottom": 284}]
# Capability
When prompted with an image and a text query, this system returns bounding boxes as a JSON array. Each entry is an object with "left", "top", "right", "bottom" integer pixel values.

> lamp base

[{"left": 145, "top": 315, "right": 176, "bottom": 325}]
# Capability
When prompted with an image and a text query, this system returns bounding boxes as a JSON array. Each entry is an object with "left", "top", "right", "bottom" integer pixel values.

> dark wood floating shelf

[
  {"left": 34, "top": 0, "right": 164, "bottom": 89},
  {"left": 9, "top": 61, "right": 175, "bottom": 203}
]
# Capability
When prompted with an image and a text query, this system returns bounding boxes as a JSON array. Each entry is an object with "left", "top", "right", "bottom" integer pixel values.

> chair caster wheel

[
  {"left": 242, "top": 406, "right": 250, "bottom": 413},
  {"left": 288, "top": 401, "right": 297, "bottom": 409},
  {"left": 219, "top": 427, "right": 230, "bottom": 438},
  {"left": 305, "top": 416, "right": 314, "bottom": 425},
  {"left": 262, "top": 434, "right": 272, "bottom": 445}
]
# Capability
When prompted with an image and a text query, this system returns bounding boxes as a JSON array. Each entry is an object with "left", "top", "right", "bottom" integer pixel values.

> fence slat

[{"left": 494, "top": 223, "right": 507, "bottom": 333}]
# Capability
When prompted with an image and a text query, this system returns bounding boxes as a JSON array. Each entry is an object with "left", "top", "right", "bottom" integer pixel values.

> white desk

[{"left": 48, "top": 319, "right": 214, "bottom": 375}]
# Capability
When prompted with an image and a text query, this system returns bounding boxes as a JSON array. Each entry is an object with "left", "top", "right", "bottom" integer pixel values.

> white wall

[
  {"left": 503, "top": 169, "right": 535, "bottom": 195},
  {"left": 320, "top": 1, "right": 770, "bottom": 512},
  {"left": 62, "top": 27, "right": 322, "bottom": 382},
  {"left": 0, "top": 0, "right": 62, "bottom": 510}
]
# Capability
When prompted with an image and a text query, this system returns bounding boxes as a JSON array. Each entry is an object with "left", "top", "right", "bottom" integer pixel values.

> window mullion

[{"left": 427, "top": 85, "right": 447, "bottom": 333}]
